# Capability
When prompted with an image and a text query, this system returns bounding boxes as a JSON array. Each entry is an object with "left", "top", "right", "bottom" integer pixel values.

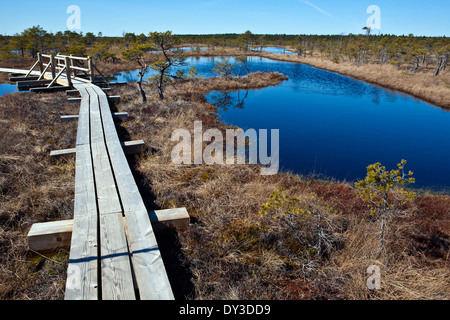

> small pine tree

[{"left": 355, "top": 160, "right": 415, "bottom": 256}]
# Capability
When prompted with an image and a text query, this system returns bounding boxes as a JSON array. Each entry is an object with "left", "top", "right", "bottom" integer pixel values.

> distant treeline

[{"left": 1, "top": 26, "right": 448, "bottom": 75}]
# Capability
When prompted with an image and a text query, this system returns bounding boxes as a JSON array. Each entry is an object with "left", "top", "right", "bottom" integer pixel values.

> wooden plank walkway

[
  {"left": 65, "top": 83, "right": 174, "bottom": 300},
  {"left": 1, "top": 60, "right": 178, "bottom": 300}
]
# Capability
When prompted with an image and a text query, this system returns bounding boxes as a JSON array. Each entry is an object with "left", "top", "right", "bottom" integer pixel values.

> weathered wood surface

[
  {"left": 92, "top": 85, "right": 174, "bottom": 300},
  {"left": 28, "top": 220, "right": 73, "bottom": 252},
  {"left": 63, "top": 83, "right": 175, "bottom": 300},
  {"left": 28, "top": 208, "right": 190, "bottom": 252},
  {"left": 61, "top": 112, "right": 128, "bottom": 122},
  {"left": 65, "top": 142, "right": 98, "bottom": 300}
]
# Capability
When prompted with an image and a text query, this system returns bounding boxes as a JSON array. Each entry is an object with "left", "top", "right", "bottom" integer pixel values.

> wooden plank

[
  {"left": 61, "top": 115, "right": 80, "bottom": 122},
  {"left": 62, "top": 112, "right": 128, "bottom": 122},
  {"left": 48, "top": 142, "right": 143, "bottom": 157},
  {"left": 65, "top": 144, "right": 98, "bottom": 300},
  {"left": 149, "top": 208, "right": 190, "bottom": 231},
  {"left": 75, "top": 85, "right": 90, "bottom": 146},
  {"left": 57, "top": 54, "right": 90, "bottom": 61},
  {"left": 60, "top": 65, "right": 89, "bottom": 73},
  {"left": 88, "top": 88, "right": 122, "bottom": 215},
  {"left": 121, "top": 140, "right": 145, "bottom": 155},
  {"left": 28, "top": 220, "right": 73, "bottom": 252},
  {"left": 113, "top": 112, "right": 129, "bottom": 120},
  {"left": 87, "top": 86, "right": 136, "bottom": 299},
  {"left": 68, "top": 97, "right": 82, "bottom": 103},
  {"left": 107, "top": 96, "right": 121, "bottom": 104},
  {"left": 66, "top": 90, "right": 81, "bottom": 96},
  {"left": 61, "top": 112, "right": 128, "bottom": 122},
  {"left": 0, "top": 68, "right": 41, "bottom": 75},
  {"left": 30, "top": 86, "right": 71, "bottom": 93},
  {"left": 50, "top": 148, "right": 77, "bottom": 157},
  {"left": 99, "top": 212, "right": 136, "bottom": 300},
  {"left": 93, "top": 86, "right": 174, "bottom": 300},
  {"left": 27, "top": 208, "right": 191, "bottom": 252},
  {"left": 65, "top": 215, "right": 98, "bottom": 300},
  {"left": 10, "top": 76, "right": 39, "bottom": 81},
  {"left": 17, "top": 79, "right": 51, "bottom": 87}
]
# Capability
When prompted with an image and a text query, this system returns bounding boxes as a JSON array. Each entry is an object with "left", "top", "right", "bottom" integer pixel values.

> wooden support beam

[
  {"left": 66, "top": 89, "right": 110, "bottom": 96},
  {"left": 60, "top": 115, "right": 80, "bottom": 122},
  {"left": 25, "top": 60, "right": 40, "bottom": 78},
  {"left": 28, "top": 220, "right": 74, "bottom": 252},
  {"left": 66, "top": 90, "right": 80, "bottom": 96},
  {"left": 50, "top": 148, "right": 77, "bottom": 157},
  {"left": 37, "top": 60, "right": 51, "bottom": 81},
  {"left": 61, "top": 112, "right": 129, "bottom": 122},
  {"left": 47, "top": 66, "right": 66, "bottom": 88},
  {"left": 121, "top": 140, "right": 145, "bottom": 155},
  {"left": 112, "top": 112, "right": 128, "bottom": 121},
  {"left": 107, "top": 96, "right": 121, "bottom": 104},
  {"left": 27, "top": 208, "right": 190, "bottom": 252},
  {"left": 10, "top": 76, "right": 39, "bottom": 82},
  {"left": 17, "top": 79, "right": 52, "bottom": 87},
  {"left": 30, "top": 86, "right": 72, "bottom": 93},
  {"left": 50, "top": 140, "right": 143, "bottom": 157},
  {"left": 149, "top": 208, "right": 191, "bottom": 232},
  {"left": 68, "top": 98, "right": 82, "bottom": 103},
  {"left": 68, "top": 95, "right": 119, "bottom": 104}
]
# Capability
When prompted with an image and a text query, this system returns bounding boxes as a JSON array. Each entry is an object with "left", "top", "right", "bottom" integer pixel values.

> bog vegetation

[
  {"left": 0, "top": 27, "right": 448, "bottom": 300},
  {"left": 1, "top": 27, "right": 448, "bottom": 75},
  {"left": 1, "top": 26, "right": 448, "bottom": 107}
]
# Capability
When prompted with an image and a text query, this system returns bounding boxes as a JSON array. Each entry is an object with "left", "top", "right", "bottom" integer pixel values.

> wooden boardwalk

[
  {"left": 0, "top": 54, "right": 189, "bottom": 300},
  {"left": 66, "top": 83, "right": 174, "bottom": 300}
]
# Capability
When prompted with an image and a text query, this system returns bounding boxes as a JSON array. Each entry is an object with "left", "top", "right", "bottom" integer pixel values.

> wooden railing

[{"left": 25, "top": 53, "right": 108, "bottom": 88}]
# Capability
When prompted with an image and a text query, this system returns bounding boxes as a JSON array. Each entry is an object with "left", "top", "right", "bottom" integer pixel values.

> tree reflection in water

[{"left": 210, "top": 89, "right": 249, "bottom": 112}]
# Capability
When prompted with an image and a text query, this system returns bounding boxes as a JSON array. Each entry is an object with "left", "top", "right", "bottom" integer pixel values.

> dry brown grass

[
  {"left": 111, "top": 77, "right": 449, "bottom": 300},
  {"left": 0, "top": 91, "right": 80, "bottom": 299},
  {"left": 0, "top": 69, "right": 448, "bottom": 300}
]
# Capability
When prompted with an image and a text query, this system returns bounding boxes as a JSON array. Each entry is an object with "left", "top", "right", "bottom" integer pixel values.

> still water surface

[{"left": 3, "top": 55, "right": 447, "bottom": 190}]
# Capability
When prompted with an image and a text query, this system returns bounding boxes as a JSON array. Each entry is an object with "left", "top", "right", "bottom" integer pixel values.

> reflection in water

[{"left": 210, "top": 90, "right": 249, "bottom": 112}]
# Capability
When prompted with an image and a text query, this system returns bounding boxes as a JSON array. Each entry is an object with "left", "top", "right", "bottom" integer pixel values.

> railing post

[
  {"left": 65, "top": 56, "right": 73, "bottom": 87},
  {"left": 70, "top": 54, "right": 77, "bottom": 78},
  {"left": 88, "top": 56, "right": 95, "bottom": 82},
  {"left": 50, "top": 54, "right": 56, "bottom": 79},
  {"left": 37, "top": 52, "right": 44, "bottom": 75}
]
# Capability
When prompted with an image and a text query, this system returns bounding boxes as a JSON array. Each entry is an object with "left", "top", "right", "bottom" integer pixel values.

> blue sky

[{"left": 0, "top": 0, "right": 448, "bottom": 37}]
